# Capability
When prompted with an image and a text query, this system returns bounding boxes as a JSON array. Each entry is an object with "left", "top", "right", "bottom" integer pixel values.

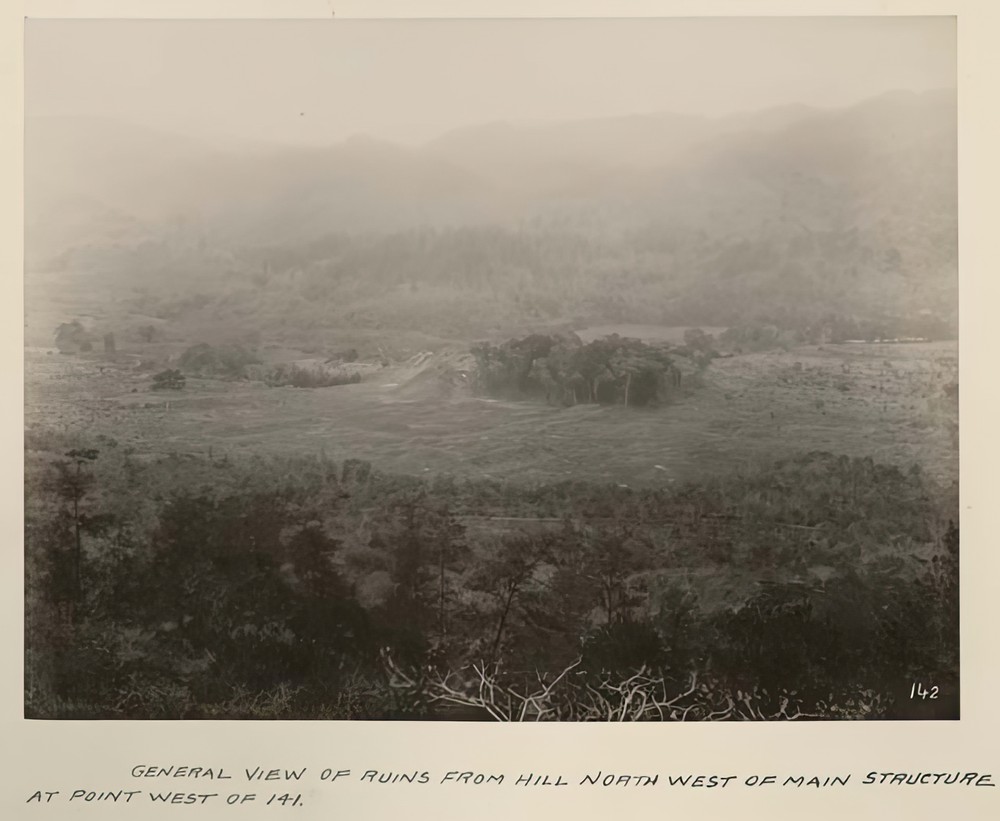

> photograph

[{"left": 22, "top": 15, "right": 959, "bottom": 721}]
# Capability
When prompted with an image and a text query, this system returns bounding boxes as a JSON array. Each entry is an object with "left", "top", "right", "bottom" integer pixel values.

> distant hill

[
  {"left": 422, "top": 102, "right": 825, "bottom": 194},
  {"left": 25, "top": 118, "right": 499, "bottom": 259},
  {"left": 25, "top": 89, "right": 957, "bottom": 343}
]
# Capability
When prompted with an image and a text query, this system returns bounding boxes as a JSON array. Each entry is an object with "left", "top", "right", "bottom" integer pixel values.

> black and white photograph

[{"left": 23, "top": 15, "right": 959, "bottom": 721}]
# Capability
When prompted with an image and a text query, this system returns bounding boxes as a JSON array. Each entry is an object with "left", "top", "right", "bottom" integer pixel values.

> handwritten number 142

[{"left": 910, "top": 682, "right": 939, "bottom": 700}]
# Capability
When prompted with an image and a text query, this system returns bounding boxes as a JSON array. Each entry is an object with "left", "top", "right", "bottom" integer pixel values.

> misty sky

[{"left": 26, "top": 17, "right": 955, "bottom": 146}]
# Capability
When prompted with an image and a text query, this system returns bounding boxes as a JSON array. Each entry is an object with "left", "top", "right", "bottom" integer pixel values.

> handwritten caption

[{"left": 24, "top": 765, "right": 997, "bottom": 807}]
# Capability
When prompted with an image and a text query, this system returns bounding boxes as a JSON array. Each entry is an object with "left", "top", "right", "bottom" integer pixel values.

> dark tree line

[{"left": 471, "top": 333, "right": 702, "bottom": 407}]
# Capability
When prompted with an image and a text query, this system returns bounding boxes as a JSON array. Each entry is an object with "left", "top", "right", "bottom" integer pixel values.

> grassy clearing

[{"left": 25, "top": 339, "right": 957, "bottom": 488}]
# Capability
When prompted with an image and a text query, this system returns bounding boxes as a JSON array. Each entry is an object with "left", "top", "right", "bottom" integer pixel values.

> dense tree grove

[
  {"left": 24, "top": 434, "right": 958, "bottom": 720},
  {"left": 254, "top": 364, "right": 363, "bottom": 388},
  {"left": 54, "top": 321, "right": 94, "bottom": 354},
  {"left": 151, "top": 369, "right": 186, "bottom": 391},
  {"left": 471, "top": 333, "right": 700, "bottom": 407},
  {"left": 178, "top": 343, "right": 261, "bottom": 378}
]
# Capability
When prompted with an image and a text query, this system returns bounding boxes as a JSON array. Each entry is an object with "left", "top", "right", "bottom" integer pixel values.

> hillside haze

[{"left": 25, "top": 88, "right": 957, "bottom": 346}]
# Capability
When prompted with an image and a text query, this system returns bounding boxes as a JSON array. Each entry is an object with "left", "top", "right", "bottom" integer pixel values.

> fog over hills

[{"left": 25, "top": 88, "right": 957, "bottom": 341}]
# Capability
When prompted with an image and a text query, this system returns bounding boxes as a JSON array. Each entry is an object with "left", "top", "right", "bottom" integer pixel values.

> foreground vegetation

[{"left": 25, "top": 434, "right": 958, "bottom": 720}]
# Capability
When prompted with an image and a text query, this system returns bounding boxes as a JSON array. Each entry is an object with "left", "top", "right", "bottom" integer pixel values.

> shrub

[
  {"left": 263, "top": 364, "right": 362, "bottom": 388},
  {"left": 151, "top": 369, "right": 185, "bottom": 390},
  {"left": 178, "top": 343, "right": 260, "bottom": 378}
]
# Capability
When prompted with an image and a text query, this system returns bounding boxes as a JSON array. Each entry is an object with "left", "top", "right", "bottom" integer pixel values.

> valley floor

[{"left": 25, "top": 339, "right": 958, "bottom": 489}]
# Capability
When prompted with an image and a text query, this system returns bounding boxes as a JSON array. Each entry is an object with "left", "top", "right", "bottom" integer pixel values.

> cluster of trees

[
  {"left": 255, "top": 364, "right": 363, "bottom": 389},
  {"left": 178, "top": 343, "right": 261, "bottom": 378},
  {"left": 54, "top": 321, "right": 94, "bottom": 354},
  {"left": 471, "top": 333, "right": 700, "bottom": 407},
  {"left": 24, "top": 438, "right": 958, "bottom": 720},
  {"left": 172, "top": 344, "right": 363, "bottom": 388},
  {"left": 151, "top": 369, "right": 185, "bottom": 391},
  {"left": 52, "top": 321, "right": 122, "bottom": 356}
]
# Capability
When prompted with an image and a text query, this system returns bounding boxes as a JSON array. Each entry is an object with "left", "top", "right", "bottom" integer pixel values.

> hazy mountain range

[{"left": 25, "top": 88, "right": 957, "bottom": 338}]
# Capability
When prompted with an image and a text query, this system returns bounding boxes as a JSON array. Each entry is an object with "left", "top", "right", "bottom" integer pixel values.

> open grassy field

[{"left": 25, "top": 336, "right": 958, "bottom": 489}]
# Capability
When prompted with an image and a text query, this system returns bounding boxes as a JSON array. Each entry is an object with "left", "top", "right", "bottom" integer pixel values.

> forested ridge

[{"left": 27, "top": 90, "right": 956, "bottom": 349}]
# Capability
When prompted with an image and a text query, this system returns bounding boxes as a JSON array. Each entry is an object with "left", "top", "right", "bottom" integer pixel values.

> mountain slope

[{"left": 25, "top": 89, "right": 957, "bottom": 341}]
